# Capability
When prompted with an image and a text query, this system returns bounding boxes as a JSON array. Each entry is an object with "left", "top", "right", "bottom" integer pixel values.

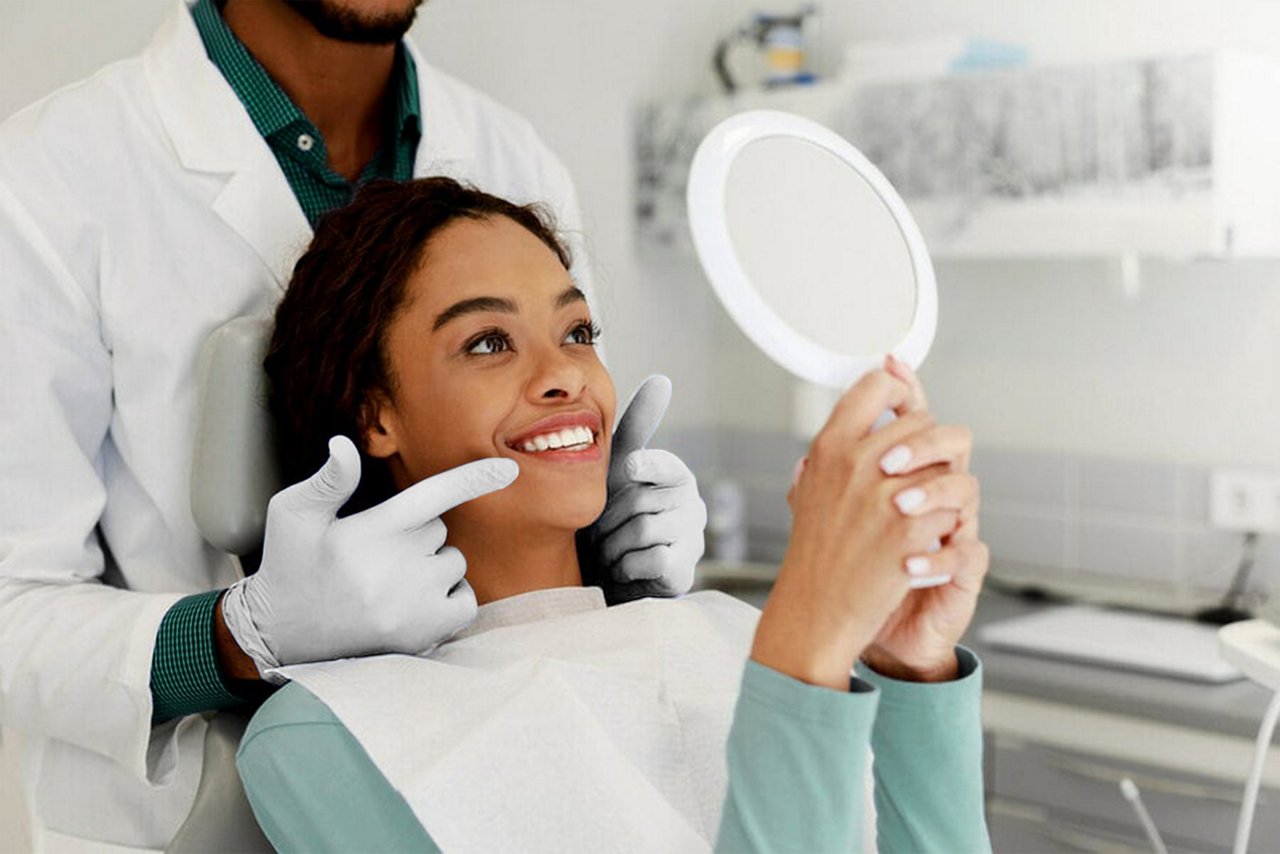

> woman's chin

[
  {"left": 491, "top": 483, "right": 606, "bottom": 534},
  {"left": 559, "top": 492, "right": 609, "bottom": 532}
]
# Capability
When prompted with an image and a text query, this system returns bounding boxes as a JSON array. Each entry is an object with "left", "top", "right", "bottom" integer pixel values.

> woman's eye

[
  {"left": 467, "top": 332, "right": 512, "bottom": 355},
  {"left": 564, "top": 321, "right": 602, "bottom": 346}
]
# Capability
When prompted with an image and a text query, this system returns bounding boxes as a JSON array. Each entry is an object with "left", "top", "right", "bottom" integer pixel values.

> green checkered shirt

[
  {"left": 150, "top": 1, "right": 423, "bottom": 723},
  {"left": 190, "top": 0, "right": 421, "bottom": 226}
]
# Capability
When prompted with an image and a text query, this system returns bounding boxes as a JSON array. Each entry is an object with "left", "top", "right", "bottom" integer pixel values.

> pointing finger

[{"left": 358, "top": 457, "right": 519, "bottom": 533}]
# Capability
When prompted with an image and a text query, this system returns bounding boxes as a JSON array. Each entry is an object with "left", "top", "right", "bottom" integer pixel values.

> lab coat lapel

[
  {"left": 406, "top": 40, "right": 478, "bottom": 180},
  {"left": 210, "top": 154, "right": 312, "bottom": 290},
  {"left": 143, "top": 1, "right": 311, "bottom": 290}
]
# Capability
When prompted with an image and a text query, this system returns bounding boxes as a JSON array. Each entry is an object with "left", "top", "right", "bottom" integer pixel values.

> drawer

[
  {"left": 988, "top": 798, "right": 1205, "bottom": 854},
  {"left": 988, "top": 733, "right": 1280, "bottom": 851}
]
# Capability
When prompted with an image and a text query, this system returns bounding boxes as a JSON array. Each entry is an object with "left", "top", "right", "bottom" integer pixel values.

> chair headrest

[{"left": 190, "top": 315, "right": 283, "bottom": 557}]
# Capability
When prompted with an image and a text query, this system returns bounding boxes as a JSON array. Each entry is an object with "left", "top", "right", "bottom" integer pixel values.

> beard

[{"left": 282, "top": 0, "right": 423, "bottom": 45}]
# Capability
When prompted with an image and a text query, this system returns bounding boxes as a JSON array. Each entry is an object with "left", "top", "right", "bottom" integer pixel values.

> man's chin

[{"left": 282, "top": 0, "right": 423, "bottom": 45}]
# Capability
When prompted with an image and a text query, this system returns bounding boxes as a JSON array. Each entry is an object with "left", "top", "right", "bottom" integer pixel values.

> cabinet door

[
  {"left": 987, "top": 732, "right": 1278, "bottom": 852},
  {"left": 987, "top": 798, "right": 1201, "bottom": 854}
]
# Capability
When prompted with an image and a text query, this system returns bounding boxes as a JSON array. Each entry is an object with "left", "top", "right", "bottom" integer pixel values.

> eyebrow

[{"left": 432, "top": 286, "right": 586, "bottom": 331}]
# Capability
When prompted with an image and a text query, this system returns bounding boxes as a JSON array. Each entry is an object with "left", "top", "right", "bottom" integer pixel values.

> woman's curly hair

[{"left": 266, "top": 176, "right": 571, "bottom": 513}]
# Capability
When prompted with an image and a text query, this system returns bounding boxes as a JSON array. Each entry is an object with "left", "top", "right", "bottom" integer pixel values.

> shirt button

[{"left": 296, "top": 133, "right": 315, "bottom": 152}]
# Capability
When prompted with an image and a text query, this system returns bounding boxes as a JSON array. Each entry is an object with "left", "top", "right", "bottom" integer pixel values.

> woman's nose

[{"left": 527, "top": 345, "right": 587, "bottom": 402}]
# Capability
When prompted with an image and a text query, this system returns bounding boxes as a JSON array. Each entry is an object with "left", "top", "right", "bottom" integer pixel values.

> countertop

[{"left": 695, "top": 559, "right": 1279, "bottom": 741}]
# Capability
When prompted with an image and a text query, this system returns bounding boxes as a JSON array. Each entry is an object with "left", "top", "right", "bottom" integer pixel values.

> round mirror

[{"left": 687, "top": 110, "right": 936, "bottom": 389}]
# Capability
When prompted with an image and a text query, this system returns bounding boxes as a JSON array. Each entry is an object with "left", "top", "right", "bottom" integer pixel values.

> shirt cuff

[
  {"left": 149, "top": 589, "right": 250, "bottom": 723},
  {"left": 854, "top": 645, "right": 983, "bottom": 711},
  {"left": 741, "top": 659, "right": 880, "bottom": 726}
]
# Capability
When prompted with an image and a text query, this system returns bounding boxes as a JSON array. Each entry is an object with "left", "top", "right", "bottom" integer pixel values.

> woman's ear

[{"left": 360, "top": 391, "right": 400, "bottom": 460}]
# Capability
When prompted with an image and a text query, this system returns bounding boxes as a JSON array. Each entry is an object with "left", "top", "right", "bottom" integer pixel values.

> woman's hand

[
  {"left": 751, "top": 369, "right": 963, "bottom": 691},
  {"left": 860, "top": 356, "right": 988, "bottom": 682}
]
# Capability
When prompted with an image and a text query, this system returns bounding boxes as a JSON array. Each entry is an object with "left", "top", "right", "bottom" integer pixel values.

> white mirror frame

[{"left": 686, "top": 109, "right": 938, "bottom": 389}]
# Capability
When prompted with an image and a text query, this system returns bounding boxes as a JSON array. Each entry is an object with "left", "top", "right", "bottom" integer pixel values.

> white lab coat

[{"left": 0, "top": 3, "right": 592, "bottom": 849}]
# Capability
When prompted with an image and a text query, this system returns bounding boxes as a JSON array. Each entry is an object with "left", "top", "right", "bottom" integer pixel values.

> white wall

[
  {"left": 6, "top": 1, "right": 1280, "bottom": 462},
  {"left": 416, "top": 0, "right": 1280, "bottom": 464}
]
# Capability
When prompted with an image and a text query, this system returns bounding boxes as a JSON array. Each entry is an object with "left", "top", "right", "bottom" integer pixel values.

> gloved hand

[
  {"left": 221, "top": 435, "right": 518, "bottom": 682},
  {"left": 580, "top": 375, "right": 706, "bottom": 603}
]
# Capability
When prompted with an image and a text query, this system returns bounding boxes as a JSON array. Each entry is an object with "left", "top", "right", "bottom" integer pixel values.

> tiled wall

[{"left": 658, "top": 425, "right": 1280, "bottom": 598}]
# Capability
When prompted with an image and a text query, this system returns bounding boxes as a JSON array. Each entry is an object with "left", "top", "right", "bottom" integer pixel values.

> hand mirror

[
  {"left": 686, "top": 109, "right": 936, "bottom": 389},
  {"left": 687, "top": 110, "right": 946, "bottom": 587}
]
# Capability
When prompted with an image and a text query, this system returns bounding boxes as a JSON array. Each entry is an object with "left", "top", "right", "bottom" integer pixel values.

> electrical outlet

[{"left": 1210, "top": 469, "right": 1280, "bottom": 532}]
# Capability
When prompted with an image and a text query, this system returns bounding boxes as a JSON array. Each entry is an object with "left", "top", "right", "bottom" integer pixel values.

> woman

[{"left": 238, "top": 177, "right": 990, "bottom": 852}]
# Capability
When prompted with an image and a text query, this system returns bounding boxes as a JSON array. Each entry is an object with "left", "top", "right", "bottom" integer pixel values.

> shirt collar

[{"left": 191, "top": 0, "right": 421, "bottom": 146}]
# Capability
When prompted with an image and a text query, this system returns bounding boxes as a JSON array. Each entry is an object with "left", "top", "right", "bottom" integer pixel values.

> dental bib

[{"left": 275, "top": 588, "right": 761, "bottom": 853}]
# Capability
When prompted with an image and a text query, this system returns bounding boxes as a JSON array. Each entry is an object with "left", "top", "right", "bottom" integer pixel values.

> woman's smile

[{"left": 504, "top": 409, "right": 604, "bottom": 462}]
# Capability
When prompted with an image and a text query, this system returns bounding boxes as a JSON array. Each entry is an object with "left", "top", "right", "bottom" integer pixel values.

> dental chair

[{"left": 169, "top": 315, "right": 281, "bottom": 853}]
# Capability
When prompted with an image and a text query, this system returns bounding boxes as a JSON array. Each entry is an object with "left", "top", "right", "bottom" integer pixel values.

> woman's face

[{"left": 364, "top": 214, "right": 615, "bottom": 534}]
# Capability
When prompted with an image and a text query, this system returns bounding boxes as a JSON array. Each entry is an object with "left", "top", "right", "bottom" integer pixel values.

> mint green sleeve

[
  {"left": 716, "top": 650, "right": 989, "bottom": 854},
  {"left": 715, "top": 659, "right": 880, "bottom": 852},
  {"left": 858, "top": 647, "right": 991, "bottom": 854},
  {"left": 235, "top": 681, "right": 440, "bottom": 853},
  {"left": 238, "top": 655, "right": 988, "bottom": 854}
]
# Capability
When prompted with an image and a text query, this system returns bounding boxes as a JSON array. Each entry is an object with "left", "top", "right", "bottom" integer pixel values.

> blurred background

[
  {"left": 7, "top": 2, "right": 1280, "bottom": 849},
  {"left": 7, "top": 1, "right": 1280, "bottom": 600}
]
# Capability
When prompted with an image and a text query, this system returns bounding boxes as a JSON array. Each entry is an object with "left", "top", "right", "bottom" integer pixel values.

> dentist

[{"left": 0, "top": 1, "right": 705, "bottom": 850}]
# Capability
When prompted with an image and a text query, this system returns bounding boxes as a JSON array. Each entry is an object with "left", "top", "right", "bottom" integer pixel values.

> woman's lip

[
  {"left": 506, "top": 410, "right": 604, "bottom": 448},
  {"left": 508, "top": 442, "right": 603, "bottom": 464}
]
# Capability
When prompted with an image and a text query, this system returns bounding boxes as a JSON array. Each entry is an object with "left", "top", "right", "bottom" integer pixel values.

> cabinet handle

[{"left": 1045, "top": 752, "right": 1243, "bottom": 804}]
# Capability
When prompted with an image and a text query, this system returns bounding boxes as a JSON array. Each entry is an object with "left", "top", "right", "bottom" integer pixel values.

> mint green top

[{"left": 237, "top": 650, "right": 990, "bottom": 852}]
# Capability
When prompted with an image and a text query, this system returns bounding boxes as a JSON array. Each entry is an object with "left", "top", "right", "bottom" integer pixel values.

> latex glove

[
  {"left": 222, "top": 435, "right": 518, "bottom": 682},
  {"left": 580, "top": 375, "right": 706, "bottom": 604}
]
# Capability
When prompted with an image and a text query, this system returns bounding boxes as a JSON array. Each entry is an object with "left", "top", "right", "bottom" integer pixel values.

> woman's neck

[{"left": 447, "top": 524, "right": 583, "bottom": 606}]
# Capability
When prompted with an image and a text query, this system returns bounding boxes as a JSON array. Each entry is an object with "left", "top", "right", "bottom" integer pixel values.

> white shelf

[{"left": 636, "top": 52, "right": 1280, "bottom": 260}]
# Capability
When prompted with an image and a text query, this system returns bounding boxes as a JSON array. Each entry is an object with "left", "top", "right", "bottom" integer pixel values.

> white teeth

[{"left": 517, "top": 425, "right": 597, "bottom": 453}]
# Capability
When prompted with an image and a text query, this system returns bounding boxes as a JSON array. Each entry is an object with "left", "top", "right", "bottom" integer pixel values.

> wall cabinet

[{"left": 636, "top": 52, "right": 1280, "bottom": 260}]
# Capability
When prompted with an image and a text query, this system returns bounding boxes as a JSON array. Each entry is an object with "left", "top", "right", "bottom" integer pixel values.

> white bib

[{"left": 277, "top": 589, "right": 759, "bottom": 853}]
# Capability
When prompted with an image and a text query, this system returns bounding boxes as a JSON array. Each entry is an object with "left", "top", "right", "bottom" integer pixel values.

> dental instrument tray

[{"left": 979, "top": 605, "right": 1244, "bottom": 683}]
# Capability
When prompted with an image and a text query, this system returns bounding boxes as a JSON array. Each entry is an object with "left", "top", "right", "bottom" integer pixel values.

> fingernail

[
  {"left": 880, "top": 445, "right": 912, "bottom": 475},
  {"left": 894, "top": 487, "right": 926, "bottom": 515},
  {"left": 905, "top": 556, "right": 932, "bottom": 576}
]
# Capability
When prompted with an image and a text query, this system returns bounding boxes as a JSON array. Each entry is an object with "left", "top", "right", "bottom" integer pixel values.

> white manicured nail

[
  {"left": 894, "top": 487, "right": 926, "bottom": 515},
  {"left": 880, "top": 445, "right": 912, "bottom": 475},
  {"left": 905, "top": 556, "right": 932, "bottom": 576}
]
